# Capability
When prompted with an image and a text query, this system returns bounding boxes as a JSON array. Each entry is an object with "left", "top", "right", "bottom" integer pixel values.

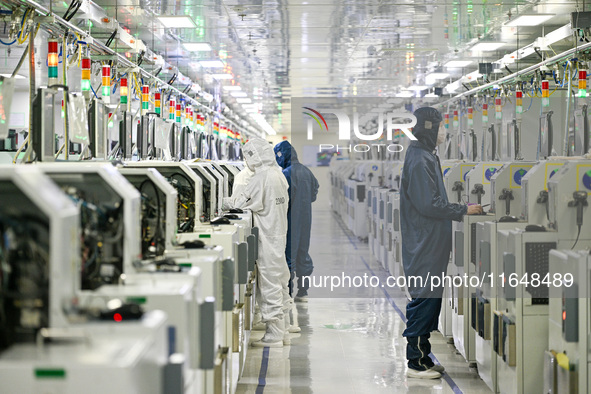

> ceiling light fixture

[
  {"left": 231, "top": 92, "right": 248, "bottom": 97},
  {"left": 157, "top": 16, "right": 197, "bottom": 28},
  {"left": 182, "top": 42, "right": 212, "bottom": 52},
  {"left": 251, "top": 113, "right": 277, "bottom": 135},
  {"left": 223, "top": 85, "right": 242, "bottom": 91},
  {"left": 199, "top": 60, "right": 225, "bottom": 68},
  {"left": 444, "top": 60, "right": 473, "bottom": 68},
  {"left": 236, "top": 98, "right": 252, "bottom": 103},
  {"left": 471, "top": 42, "right": 505, "bottom": 52},
  {"left": 505, "top": 14, "right": 555, "bottom": 27}
]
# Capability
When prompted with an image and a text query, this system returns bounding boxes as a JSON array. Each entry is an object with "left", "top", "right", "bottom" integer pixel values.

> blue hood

[
  {"left": 412, "top": 107, "right": 442, "bottom": 151},
  {"left": 274, "top": 140, "right": 298, "bottom": 169}
]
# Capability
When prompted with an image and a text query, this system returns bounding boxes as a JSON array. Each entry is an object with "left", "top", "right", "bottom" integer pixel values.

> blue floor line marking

[
  {"left": 333, "top": 213, "right": 463, "bottom": 394},
  {"left": 255, "top": 346, "right": 270, "bottom": 394}
]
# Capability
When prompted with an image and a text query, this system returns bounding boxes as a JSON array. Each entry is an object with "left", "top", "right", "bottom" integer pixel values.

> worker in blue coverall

[
  {"left": 400, "top": 107, "right": 482, "bottom": 379},
  {"left": 274, "top": 141, "right": 319, "bottom": 301}
]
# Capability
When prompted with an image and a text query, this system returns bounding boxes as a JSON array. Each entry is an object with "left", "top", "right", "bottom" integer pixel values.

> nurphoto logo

[{"left": 302, "top": 106, "right": 417, "bottom": 153}]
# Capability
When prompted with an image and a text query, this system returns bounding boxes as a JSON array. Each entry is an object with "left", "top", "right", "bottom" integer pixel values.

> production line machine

[
  {"left": 371, "top": 161, "right": 404, "bottom": 274},
  {"left": 122, "top": 160, "right": 257, "bottom": 383},
  {"left": 437, "top": 161, "right": 477, "bottom": 340},
  {"left": 471, "top": 160, "right": 535, "bottom": 390},
  {"left": 329, "top": 159, "right": 354, "bottom": 217},
  {"left": 346, "top": 160, "right": 383, "bottom": 240},
  {"left": 1, "top": 160, "right": 258, "bottom": 393},
  {"left": 490, "top": 160, "right": 591, "bottom": 393},
  {"left": 546, "top": 249, "right": 591, "bottom": 394},
  {"left": 450, "top": 160, "right": 506, "bottom": 364},
  {"left": 30, "top": 163, "right": 223, "bottom": 393},
  {"left": 0, "top": 166, "right": 177, "bottom": 394}
]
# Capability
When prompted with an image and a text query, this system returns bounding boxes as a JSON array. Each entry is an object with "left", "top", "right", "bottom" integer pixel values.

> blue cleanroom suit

[
  {"left": 274, "top": 141, "right": 319, "bottom": 297},
  {"left": 400, "top": 107, "right": 467, "bottom": 371}
]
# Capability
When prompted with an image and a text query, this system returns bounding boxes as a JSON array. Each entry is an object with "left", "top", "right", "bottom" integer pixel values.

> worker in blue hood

[
  {"left": 400, "top": 107, "right": 482, "bottom": 379},
  {"left": 274, "top": 141, "right": 319, "bottom": 302}
]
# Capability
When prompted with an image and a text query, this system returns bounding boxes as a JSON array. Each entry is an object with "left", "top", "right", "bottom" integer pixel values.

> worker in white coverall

[
  {"left": 223, "top": 139, "right": 292, "bottom": 347},
  {"left": 230, "top": 166, "right": 254, "bottom": 197}
]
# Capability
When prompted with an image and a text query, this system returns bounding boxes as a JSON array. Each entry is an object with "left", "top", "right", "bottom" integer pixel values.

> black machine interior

[
  {"left": 146, "top": 166, "right": 196, "bottom": 233},
  {"left": 188, "top": 168, "right": 212, "bottom": 222},
  {"left": 0, "top": 182, "right": 50, "bottom": 352},
  {"left": 44, "top": 173, "right": 125, "bottom": 291},
  {"left": 121, "top": 174, "right": 166, "bottom": 258}
]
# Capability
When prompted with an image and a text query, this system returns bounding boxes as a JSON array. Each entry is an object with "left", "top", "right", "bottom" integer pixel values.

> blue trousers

[{"left": 402, "top": 298, "right": 442, "bottom": 370}]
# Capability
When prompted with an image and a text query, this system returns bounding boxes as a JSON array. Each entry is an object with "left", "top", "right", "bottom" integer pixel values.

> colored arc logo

[{"left": 303, "top": 107, "right": 329, "bottom": 131}]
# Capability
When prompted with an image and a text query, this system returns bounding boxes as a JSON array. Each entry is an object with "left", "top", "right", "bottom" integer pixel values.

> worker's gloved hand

[{"left": 466, "top": 204, "right": 483, "bottom": 215}]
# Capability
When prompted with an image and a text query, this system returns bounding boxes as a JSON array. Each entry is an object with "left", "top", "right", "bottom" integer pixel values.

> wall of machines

[
  {"left": 0, "top": 159, "right": 260, "bottom": 394},
  {"left": 330, "top": 57, "right": 591, "bottom": 393},
  {"left": 0, "top": 4, "right": 266, "bottom": 394}
]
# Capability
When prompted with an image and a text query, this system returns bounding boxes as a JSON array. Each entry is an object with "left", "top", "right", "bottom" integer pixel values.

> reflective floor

[{"left": 236, "top": 206, "right": 491, "bottom": 394}]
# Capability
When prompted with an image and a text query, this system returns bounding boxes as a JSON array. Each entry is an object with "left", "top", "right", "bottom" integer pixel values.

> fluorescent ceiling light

[
  {"left": 445, "top": 60, "right": 473, "bottom": 68},
  {"left": 183, "top": 42, "right": 212, "bottom": 52},
  {"left": 211, "top": 73, "right": 233, "bottom": 80},
  {"left": 506, "top": 14, "right": 554, "bottom": 27},
  {"left": 251, "top": 113, "right": 277, "bottom": 136},
  {"left": 471, "top": 42, "right": 505, "bottom": 52},
  {"left": 223, "top": 85, "right": 242, "bottom": 91},
  {"left": 408, "top": 85, "right": 428, "bottom": 91},
  {"left": 424, "top": 93, "right": 438, "bottom": 98},
  {"left": 158, "top": 16, "right": 196, "bottom": 28},
  {"left": 199, "top": 60, "right": 225, "bottom": 68},
  {"left": 0, "top": 74, "right": 25, "bottom": 79},
  {"left": 236, "top": 98, "right": 252, "bottom": 104},
  {"left": 231, "top": 92, "right": 248, "bottom": 97}
]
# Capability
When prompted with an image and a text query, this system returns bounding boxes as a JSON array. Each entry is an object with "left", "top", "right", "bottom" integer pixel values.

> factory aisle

[{"left": 236, "top": 206, "right": 491, "bottom": 393}]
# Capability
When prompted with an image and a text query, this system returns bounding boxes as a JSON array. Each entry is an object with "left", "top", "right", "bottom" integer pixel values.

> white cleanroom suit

[
  {"left": 223, "top": 139, "right": 291, "bottom": 346},
  {"left": 230, "top": 166, "right": 254, "bottom": 198}
]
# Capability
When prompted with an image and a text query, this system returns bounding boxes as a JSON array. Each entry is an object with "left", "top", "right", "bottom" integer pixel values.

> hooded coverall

[
  {"left": 223, "top": 139, "right": 291, "bottom": 339},
  {"left": 400, "top": 107, "right": 467, "bottom": 371},
  {"left": 273, "top": 141, "right": 319, "bottom": 296}
]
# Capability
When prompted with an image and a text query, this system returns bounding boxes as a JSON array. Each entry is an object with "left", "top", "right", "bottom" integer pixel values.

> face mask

[{"left": 436, "top": 124, "right": 446, "bottom": 145}]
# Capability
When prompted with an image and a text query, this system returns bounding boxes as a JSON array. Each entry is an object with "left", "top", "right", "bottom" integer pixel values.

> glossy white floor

[{"left": 236, "top": 204, "right": 492, "bottom": 394}]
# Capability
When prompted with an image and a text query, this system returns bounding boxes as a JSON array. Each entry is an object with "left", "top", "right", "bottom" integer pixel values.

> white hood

[{"left": 243, "top": 139, "right": 278, "bottom": 172}]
